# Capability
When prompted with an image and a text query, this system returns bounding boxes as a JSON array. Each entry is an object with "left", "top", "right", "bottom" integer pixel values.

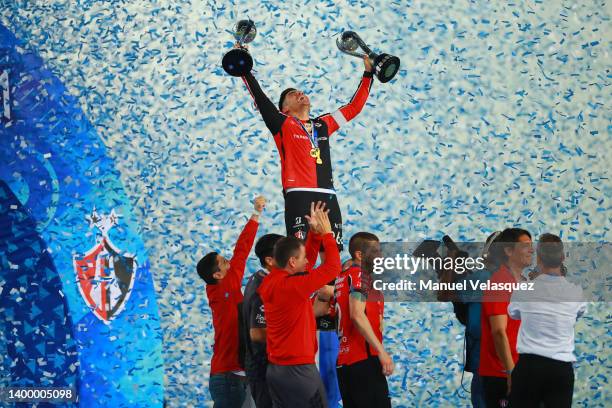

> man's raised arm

[
  {"left": 288, "top": 205, "right": 341, "bottom": 298},
  {"left": 320, "top": 56, "right": 374, "bottom": 136},
  {"left": 241, "top": 70, "right": 286, "bottom": 135},
  {"left": 228, "top": 196, "right": 266, "bottom": 285}
]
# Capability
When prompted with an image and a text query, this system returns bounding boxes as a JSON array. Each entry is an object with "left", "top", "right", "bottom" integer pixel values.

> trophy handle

[{"left": 336, "top": 31, "right": 375, "bottom": 60}]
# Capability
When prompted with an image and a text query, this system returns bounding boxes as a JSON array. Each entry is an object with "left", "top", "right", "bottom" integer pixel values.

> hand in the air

[
  {"left": 305, "top": 201, "right": 332, "bottom": 235},
  {"left": 253, "top": 196, "right": 266, "bottom": 213}
]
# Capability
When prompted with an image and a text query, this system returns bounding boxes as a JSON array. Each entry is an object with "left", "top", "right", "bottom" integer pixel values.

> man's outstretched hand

[
  {"left": 305, "top": 201, "right": 332, "bottom": 235},
  {"left": 251, "top": 196, "right": 266, "bottom": 221},
  {"left": 254, "top": 196, "right": 266, "bottom": 213}
]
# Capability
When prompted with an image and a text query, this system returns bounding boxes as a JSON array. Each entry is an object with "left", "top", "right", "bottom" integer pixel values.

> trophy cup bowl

[
  {"left": 372, "top": 53, "right": 400, "bottom": 83},
  {"left": 336, "top": 31, "right": 400, "bottom": 83},
  {"left": 222, "top": 20, "right": 257, "bottom": 77}
]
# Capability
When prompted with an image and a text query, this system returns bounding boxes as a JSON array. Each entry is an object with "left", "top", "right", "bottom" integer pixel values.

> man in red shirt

[
  {"left": 196, "top": 196, "right": 266, "bottom": 407},
  {"left": 258, "top": 202, "right": 341, "bottom": 408},
  {"left": 479, "top": 228, "right": 533, "bottom": 408},
  {"left": 334, "top": 232, "right": 394, "bottom": 408},
  {"left": 241, "top": 52, "right": 374, "bottom": 250}
]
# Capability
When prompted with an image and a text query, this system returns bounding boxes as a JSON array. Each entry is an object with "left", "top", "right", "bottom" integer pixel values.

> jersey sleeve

[
  {"left": 249, "top": 294, "right": 267, "bottom": 329},
  {"left": 228, "top": 218, "right": 259, "bottom": 287},
  {"left": 319, "top": 71, "right": 374, "bottom": 137},
  {"left": 305, "top": 231, "right": 323, "bottom": 269},
  {"left": 348, "top": 268, "right": 367, "bottom": 296},
  {"left": 482, "top": 299, "right": 509, "bottom": 318},
  {"left": 242, "top": 72, "right": 287, "bottom": 135}
]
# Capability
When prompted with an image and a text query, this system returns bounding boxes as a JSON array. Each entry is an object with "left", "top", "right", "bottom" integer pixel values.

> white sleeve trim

[{"left": 331, "top": 109, "right": 347, "bottom": 128}]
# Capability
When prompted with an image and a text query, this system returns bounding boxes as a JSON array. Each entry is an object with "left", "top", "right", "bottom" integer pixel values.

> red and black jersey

[
  {"left": 242, "top": 71, "right": 373, "bottom": 191},
  {"left": 334, "top": 263, "right": 384, "bottom": 366},
  {"left": 206, "top": 218, "right": 259, "bottom": 375}
]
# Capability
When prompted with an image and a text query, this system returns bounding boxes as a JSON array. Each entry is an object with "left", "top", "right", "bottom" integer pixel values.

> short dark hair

[
  {"left": 537, "top": 233, "right": 564, "bottom": 268},
  {"left": 278, "top": 88, "right": 297, "bottom": 111},
  {"left": 349, "top": 232, "right": 379, "bottom": 259},
  {"left": 255, "top": 234, "right": 284, "bottom": 267},
  {"left": 197, "top": 252, "right": 219, "bottom": 285},
  {"left": 273, "top": 236, "right": 303, "bottom": 268},
  {"left": 490, "top": 228, "right": 532, "bottom": 264}
]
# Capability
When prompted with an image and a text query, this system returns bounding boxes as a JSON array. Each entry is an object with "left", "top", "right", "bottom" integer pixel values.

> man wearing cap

[{"left": 240, "top": 54, "right": 374, "bottom": 251}]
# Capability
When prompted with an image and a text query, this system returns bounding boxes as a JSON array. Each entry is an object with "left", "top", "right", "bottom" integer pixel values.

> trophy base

[
  {"left": 373, "top": 53, "right": 400, "bottom": 83},
  {"left": 222, "top": 48, "right": 253, "bottom": 77}
]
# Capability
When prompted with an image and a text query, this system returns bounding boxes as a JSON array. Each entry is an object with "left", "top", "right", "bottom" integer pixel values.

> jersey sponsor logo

[
  {"left": 255, "top": 313, "right": 266, "bottom": 325},
  {"left": 318, "top": 137, "right": 328, "bottom": 142},
  {"left": 294, "top": 230, "right": 305, "bottom": 240},
  {"left": 292, "top": 134, "right": 310, "bottom": 140},
  {"left": 73, "top": 208, "right": 136, "bottom": 324},
  {"left": 293, "top": 216, "right": 305, "bottom": 228},
  {"left": 314, "top": 122, "right": 322, "bottom": 128}
]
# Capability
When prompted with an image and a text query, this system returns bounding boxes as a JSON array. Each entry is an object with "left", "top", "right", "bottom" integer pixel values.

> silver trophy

[
  {"left": 336, "top": 31, "right": 400, "bottom": 83},
  {"left": 222, "top": 20, "right": 257, "bottom": 77}
]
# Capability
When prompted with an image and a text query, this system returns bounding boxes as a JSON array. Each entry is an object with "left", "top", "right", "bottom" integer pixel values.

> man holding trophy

[
  {"left": 221, "top": 21, "right": 399, "bottom": 408},
  {"left": 224, "top": 21, "right": 399, "bottom": 251}
]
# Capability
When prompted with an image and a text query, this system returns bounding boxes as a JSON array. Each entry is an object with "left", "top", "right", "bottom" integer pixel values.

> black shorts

[
  {"left": 336, "top": 356, "right": 391, "bottom": 408},
  {"left": 283, "top": 190, "right": 343, "bottom": 251}
]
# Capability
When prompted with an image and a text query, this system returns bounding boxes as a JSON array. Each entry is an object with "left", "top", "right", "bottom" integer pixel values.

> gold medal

[{"left": 310, "top": 148, "right": 322, "bottom": 165}]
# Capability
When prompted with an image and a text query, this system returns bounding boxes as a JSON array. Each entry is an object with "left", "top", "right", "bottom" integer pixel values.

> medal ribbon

[{"left": 293, "top": 116, "right": 318, "bottom": 150}]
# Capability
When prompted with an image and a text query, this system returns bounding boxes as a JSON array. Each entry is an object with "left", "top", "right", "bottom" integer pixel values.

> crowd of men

[
  {"left": 197, "top": 200, "right": 586, "bottom": 408},
  {"left": 197, "top": 199, "right": 393, "bottom": 408}
]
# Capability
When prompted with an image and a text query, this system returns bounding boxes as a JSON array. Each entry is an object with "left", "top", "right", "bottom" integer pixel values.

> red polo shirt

[
  {"left": 479, "top": 264, "right": 521, "bottom": 378},
  {"left": 258, "top": 232, "right": 341, "bottom": 365},
  {"left": 206, "top": 218, "right": 258, "bottom": 375}
]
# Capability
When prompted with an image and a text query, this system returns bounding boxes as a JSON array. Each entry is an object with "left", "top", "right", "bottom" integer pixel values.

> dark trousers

[
  {"left": 209, "top": 372, "right": 247, "bottom": 408},
  {"left": 266, "top": 363, "right": 328, "bottom": 408},
  {"left": 471, "top": 372, "right": 487, "bottom": 408},
  {"left": 482, "top": 376, "right": 509, "bottom": 408},
  {"left": 511, "top": 353, "right": 574, "bottom": 408},
  {"left": 249, "top": 378, "right": 273, "bottom": 408},
  {"left": 336, "top": 357, "right": 391, "bottom": 408}
]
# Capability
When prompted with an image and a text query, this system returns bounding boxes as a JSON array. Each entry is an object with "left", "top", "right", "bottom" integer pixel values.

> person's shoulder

[
  {"left": 489, "top": 266, "right": 513, "bottom": 283},
  {"left": 257, "top": 271, "right": 275, "bottom": 294},
  {"left": 245, "top": 270, "right": 262, "bottom": 289},
  {"left": 561, "top": 277, "right": 584, "bottom": 301},
  {"left": 205, "top": 281, "right": 221, "bottom": 300},
  {"left": 347, "top": 264, "right": 361, "bottom": 276}
]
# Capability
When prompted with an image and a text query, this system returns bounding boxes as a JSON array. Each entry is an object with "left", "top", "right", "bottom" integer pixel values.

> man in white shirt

[{"left": 508, "top": 233, "right": 587, "bottom": 408}]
